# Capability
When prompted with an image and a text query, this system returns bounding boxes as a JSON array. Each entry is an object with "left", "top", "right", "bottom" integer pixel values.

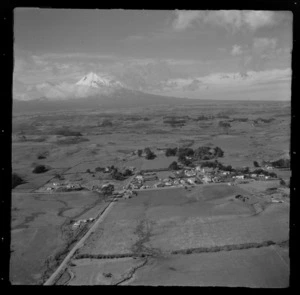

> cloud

[
  {"left": 182, "top": 79, "right": 203, "bottom": 91},
  {"left": 173, "top": 10, "right": 286, "bottom": 32},
  {"left": 116, "top": 60, "right": 175, "bottom": 91},
  {"left": 172, "top": 11, "right": 202, "bottom": 30},
  {"left": 239, "top": 37, "right": 278, "bottom": 73},
  {"left": 231, "top": 45, "right": 243, "bottom": 56},
  {"left": 243, "top": 11, "right": 277, "bottom": 30},
  {"left": 34, "top": 82, "right": 103, "bottom": 99},
  {"left": 200, "top": 68, "right": 291, "bottom": 86},
  {"left": 252, "top": 37, "right": 277, "bottom": 54}
]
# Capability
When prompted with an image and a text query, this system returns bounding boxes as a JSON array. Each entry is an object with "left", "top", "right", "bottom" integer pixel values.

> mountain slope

[
  {"left": 76, "top": 72, "right": 124, "bottom": 89},
  {"left": 13, "top": 88, "right": 191, "bottom": 113}
]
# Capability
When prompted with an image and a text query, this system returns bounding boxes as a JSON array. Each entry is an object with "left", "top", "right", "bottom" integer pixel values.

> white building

[
  {"left": 136, "top": 175, "right": 143, "bottom": 181},
  {"left": 185, "top": 170, "right": 196, "bottom": 177},
  {"left": 187, "top": 178, "right": 196, "bottom": 184},
  {"left": 235, "top": 175, "right": 244, "bottom": 179},
  {"left": 202, "top": 176, "right": 211, "bottom": 183},
  {"left": 195, "top": 166, "right": 202, "bottom": 172}
]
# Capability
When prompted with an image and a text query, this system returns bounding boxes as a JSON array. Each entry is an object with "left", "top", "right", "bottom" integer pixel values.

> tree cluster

[
  {"left": 12, "top": 173, "right": 24, "bottom": 189},
  {"left": 253, "top": 161, "right": 260, "bottom": 168},
  {"left": 218, "top": 121, "right": 231, "bottom": 128},
  {"left": 32, "top": 165, "right": 49, "bottom": 174},
  {"left": 55, "top": 128, "right": 82, "bottom": 137},
  {"left": 101, "top": 184, "right": 114, "bottom": 195},
  {"left": 165, "top": 147, "right": 178, "bottom": 157},
  {"left": 193, "top": 146, "right": 224, "bottom": 160},
  {"left": 100, "top": 119, "right": 113, "bottom": 127},
  {"left": 200, "top": 160, "right": 233, "bottom": 171},
  {"left": 252, "top": 169, "right": 277, "bottom": 178},
  {"left": 144, "top": 147, "right": 156, "bottom": 160},
  {"left": 168, "top": 161, "right": 180, "bottom": 171},
  {"left": 271, "top": 158, "right": 290, "bottom": 168}
]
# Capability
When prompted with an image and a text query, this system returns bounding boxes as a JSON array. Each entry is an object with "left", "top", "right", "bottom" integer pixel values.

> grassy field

[
  {"left": 11, "top": 100, "right": 290, "bottom": 285},
  {"left": 66, "top": 185, "right": 289, "bottom": 287},
  {"left": 10, "top": 191, "right": 107, "bottom": 284}
]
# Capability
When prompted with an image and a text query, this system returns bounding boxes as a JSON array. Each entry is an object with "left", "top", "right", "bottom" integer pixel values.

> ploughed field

[{"left": 11, "top": 100, "right": 290, "bottom": 286}]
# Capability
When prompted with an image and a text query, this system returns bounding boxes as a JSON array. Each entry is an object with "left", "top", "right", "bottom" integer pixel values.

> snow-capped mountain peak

[{"left": 76, "top": 72, "right": 123, "bottom": 89}]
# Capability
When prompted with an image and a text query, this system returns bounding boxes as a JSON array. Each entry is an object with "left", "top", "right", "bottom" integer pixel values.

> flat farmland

[
  {"left": 11, "top": 101, "right": 291, "bottom": 286},
  {"left": 10, "top": 191, "right": 107, "bottom": 285},
  {"left": 69, "top": 184, "right": 289, "bottom": 287}
]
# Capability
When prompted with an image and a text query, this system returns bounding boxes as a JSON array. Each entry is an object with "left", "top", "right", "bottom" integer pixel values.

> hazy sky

[{"left": 13, "top": 9, "right": 293, "bottom": 100}]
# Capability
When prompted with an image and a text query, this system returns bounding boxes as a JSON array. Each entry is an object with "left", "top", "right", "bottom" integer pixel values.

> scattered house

[
  {"left": 258, "top": 174, "right": 265, "bottom": 178},
  {"left": 202, "top": 176, "right": 211, "bottom": 183},
  {"left": 124, "top": 192, "right": 133, "bottom": 199},
  {"left": 235, "top": 175, "right": 244, "bottom": 180},
  {"left": 195, "top": 166, "right": 202, "bottom": 172},
  {"left": 186, "top": 178, "right": 196, "bottom": 185},
  {"left": 222, "top": 171, "right": 230, "bottom": 175},
  {"left": 66, "top": 183, "right": 82, "bottom": 190},
  {"left": 265, "top": 166, "right": 273, "bottom": 170},
  {"left": 272, "top": 199, "right": 283, "bottom": 203},
  {"left": 251, "top": 174, "right": 257, "bottom": 178},
  {"left": 136, "top": 175, "right": 144, "bottom": 181},
  {"left": 185, "top": 170, "right": 196, "bottom": 177},
  {"left": 72, "top": 218, "right": 94, "bottom": 230}
]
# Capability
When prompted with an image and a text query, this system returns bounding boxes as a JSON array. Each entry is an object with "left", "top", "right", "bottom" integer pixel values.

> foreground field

[
  {"left": 10, "top": 191, "right": 108, "bottom": 284},
  {"left": 61, "top": 183, "right": 289, "bottom": 287}
]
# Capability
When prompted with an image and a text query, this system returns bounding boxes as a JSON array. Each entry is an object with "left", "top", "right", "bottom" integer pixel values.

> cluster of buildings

[
  {"left": 113, "top": 189, "right": 135, "bottom": 199},
  {"left": 128, "top": 175, "right": 145, "bottom": 189},
  {"left": 126, "top": 165, "right": 277, "bottom": 191},
  {"left": 42, "top": 182, "right": 83, "bottom": 192},
  {"left": 72, "top": 217, "right": 95, "bottom": 230},
  {"left": 40, "top": 158, "right": 278, "bottom": 195}
]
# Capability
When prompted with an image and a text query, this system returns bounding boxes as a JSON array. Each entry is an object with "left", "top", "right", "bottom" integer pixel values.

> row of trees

[
  {"left": 93, "top": 165, "right": 134, "bottom": 180},
  {"left": 253, "top": 158, "right": 290, "bottom": 169},
  {"left": 200, "top": 160, "right": 233, "bottom": 171},
  {"left": 12, "top": 173, "right": 24, "bottom": 189},
  {"left": 136, "top": 148, "right": 157, "bottom": 160},
  {"left": 165, "top": 146, "right": 225, "bottom": 166},
  {"left": 271, "top": 158, "right": 290, "bottom": 168},
  {"left": 55, "top": 128, "right": 82, "bottom": 137},
  {"left": 252, "top": 169, "right": 277, "bottom": 178},
  {"left": 144, "top": 147, "right": 157, "bottom": 160}
]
